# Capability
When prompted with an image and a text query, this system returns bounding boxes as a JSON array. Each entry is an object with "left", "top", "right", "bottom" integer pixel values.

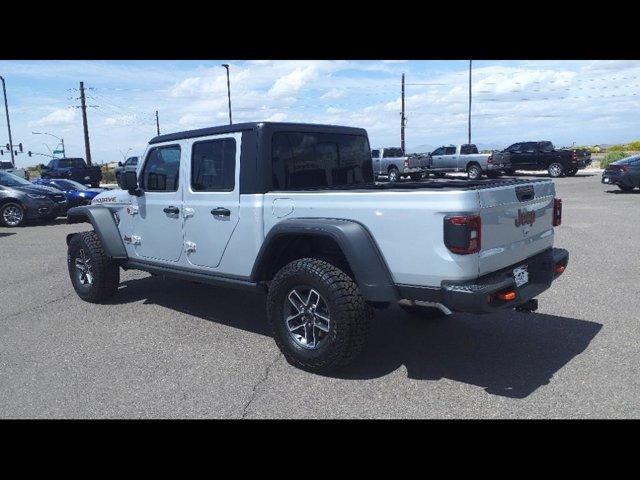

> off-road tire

[
  {"left": 467, "top": 163, "right": 482, "bottom": 180},
  {"left": 0, "top": 202, "right": 25, "bottom": 227},
  {"left": 565, "top": 168, "right": 578, "bottom": 176},
  {"left": 67, "top": 231, "right": 120, "bottom": 303},
  {"left": 399, "top": 303, "right": 449, "bottom": 320},
  {"left": 267, "top": 258, "right": 372, "bottom": 373},
  {"left": 548, "top": 162, "right": 564, "bottom": 178},
  {"left": 387, "top": 167, "right": 400, "bottom": 183}
]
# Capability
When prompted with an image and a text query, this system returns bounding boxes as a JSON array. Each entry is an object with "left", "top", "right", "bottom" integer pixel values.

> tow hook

[{"left": 515, "top": 298, "right": 538, "bottom": 313}]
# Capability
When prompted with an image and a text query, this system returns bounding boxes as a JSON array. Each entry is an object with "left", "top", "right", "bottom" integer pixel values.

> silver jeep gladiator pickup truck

[{"left": 65, "top": 122, "right": 568, "bottom": 372}]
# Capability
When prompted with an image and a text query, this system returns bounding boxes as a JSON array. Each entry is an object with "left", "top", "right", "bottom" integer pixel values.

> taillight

[
  {"left": 553, "top": 198, "right": 562, "bottom": 227},
  {"left": 571, "top": 151, "right": 578, "bottom": 162},
  {"left": 404, "top": 159, "right": 409, "bottom": 168},
  {"left": 444, "top": 214, "right": 481, "bottom": 255},
  {"left": 621, "top": 165, "right": 629, "bottom": 173}
]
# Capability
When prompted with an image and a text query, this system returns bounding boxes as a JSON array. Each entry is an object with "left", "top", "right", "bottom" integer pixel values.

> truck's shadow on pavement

[
  {"left": 340, "top": 306, "right": 602, "bottom": 399},
  {"left": 113, "top": 276, "right": 602, "bottom": 399}
]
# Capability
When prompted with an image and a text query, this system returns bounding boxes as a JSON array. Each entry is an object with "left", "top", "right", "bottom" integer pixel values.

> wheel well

[
  {"left": 0, "top": 198, "right": 22, "bottom": 208},
  {"left": 466, "top": 161, "right": 481, "bottom": 171},
  {"left": 388, "top": 165, "right": 399, "bottom": 172},
  {"left": 257, "top": 234, "right": 353, "bottom": 282}
]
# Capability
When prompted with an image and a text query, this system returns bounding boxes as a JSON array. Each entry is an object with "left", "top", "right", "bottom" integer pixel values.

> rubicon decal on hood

[{"left": 515, "top": 209, "right": 536, "bottom": 227}]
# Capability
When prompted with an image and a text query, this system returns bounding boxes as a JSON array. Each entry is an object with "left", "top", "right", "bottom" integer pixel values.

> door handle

[
  {"left": 163, "top": 206, "right": 180, "bottom": 215},
  {"left": 211, "top": 207, "right": 230, "bottom": 217}
]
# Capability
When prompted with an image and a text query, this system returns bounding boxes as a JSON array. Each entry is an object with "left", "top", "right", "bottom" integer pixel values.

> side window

[
  {"left": 523, "top": 142, "right": 537, "bottom": 153},
  {"left": 432, "top": 147, "right": 445, "bottom": 156},
  {"left": 141, "top": 145, "right": 181, "bottom": 192},
  {"left": 539, "top": 142, "right": 553, "bottom": 152},
  {"left": 74, "top": 159, "right": 85, "bottom": 168},
  {"left": 191, "top": 138, "right": 236, "bottom": 192},
  {"left": 507, "top": 143, "right": 522, "bottom": 153},
  {"left": 444, "top": 146, "right": 456, "bottom": 155}
]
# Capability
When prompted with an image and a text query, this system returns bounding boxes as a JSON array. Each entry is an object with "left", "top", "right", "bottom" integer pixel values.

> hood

[{"left": 11, "top": 184, "right": 59, "bottom": 195}]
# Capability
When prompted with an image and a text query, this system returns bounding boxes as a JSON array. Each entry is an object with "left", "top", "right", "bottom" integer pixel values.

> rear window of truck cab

[{"left": 271, "top": 132, "right": 373, "bottom": 190}]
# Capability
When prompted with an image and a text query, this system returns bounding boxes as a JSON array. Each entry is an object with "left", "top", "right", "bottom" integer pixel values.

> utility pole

[
  {"left": 0, "top": 76, "right": 16, "bottom": 167},
  {"left": 221, "top": 64, "right": 232, "bottom": 125},
  {"left": 401, "top": 73, "right": 406, "bottom": 154},
  {"left": 155, "top": 110, "right": 160, "bottom": 135},
  {"left": 79, "top": 81, "right": 92, "bottom": 166},
  {"left": 468, "top": 60, "right": 472, "bottom": 145}
]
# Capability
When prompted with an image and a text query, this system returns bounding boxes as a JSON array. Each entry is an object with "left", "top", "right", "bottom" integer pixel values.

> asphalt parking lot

[{"left": 1, "top": 171, "right": 638, "bottom": 418}]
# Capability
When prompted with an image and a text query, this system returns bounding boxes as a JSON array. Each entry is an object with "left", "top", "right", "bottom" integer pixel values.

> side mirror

[{"left": 123, "top": 170, "right": 142, "bottom": 196}]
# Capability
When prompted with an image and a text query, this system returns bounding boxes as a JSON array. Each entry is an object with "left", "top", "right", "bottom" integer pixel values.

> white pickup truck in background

[{"left": 427, "top": 144, "right": 509, "bottom": 180}]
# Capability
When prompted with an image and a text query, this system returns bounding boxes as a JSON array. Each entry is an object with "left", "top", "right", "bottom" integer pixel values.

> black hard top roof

[{"left": 148, "top": 122, "right": 368, "bottom": 145}]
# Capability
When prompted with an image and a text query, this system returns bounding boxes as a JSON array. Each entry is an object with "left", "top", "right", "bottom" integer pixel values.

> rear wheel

[
  {"left": 67, "top": 231, "right": 120, "bottom": 303},
  {"left": 267, "top": 258, "right": 372, "bottom": 373},
  {"left": 387, "top": 167, "right": 400, "bottom": 183},
  {"left": 1, "top": 202, "right": 25, "bottom": 227},
  {"left": 548, "top": 162, "right": 564, "bottom": 178},
  {"left": 565, "top": 168, "right": 578, "bottom": 176},
  {"left": 467, "top": 163, "right": 482, "bottom": 180}
]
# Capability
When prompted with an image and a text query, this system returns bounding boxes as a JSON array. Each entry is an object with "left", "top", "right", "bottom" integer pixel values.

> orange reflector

[
  {"left": 496, "top": 290, "right": 517, "bottom": 301},
  {"left": 555, "top": 264, "right": 566, "bottom": 274}
]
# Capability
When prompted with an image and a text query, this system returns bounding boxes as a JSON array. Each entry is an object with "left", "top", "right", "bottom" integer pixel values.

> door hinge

[
  {"left": 183, "top": 207, "right": 195, "bottom": 218},
  {"left": 184, "top": 241, "right": 197, "bottom": 253},
  {"left": 123, "top": 234, "right": 141, "bottom": 245}
]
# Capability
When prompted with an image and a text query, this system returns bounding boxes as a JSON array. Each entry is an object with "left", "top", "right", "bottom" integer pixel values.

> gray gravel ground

[{"left": 1, "top": 171, "right": 638, "bottom": 418}]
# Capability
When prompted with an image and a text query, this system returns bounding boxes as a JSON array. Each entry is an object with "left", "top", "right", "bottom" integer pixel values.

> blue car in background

[{"left": 32, "top": 178, "right": 105, "bottom": 208}]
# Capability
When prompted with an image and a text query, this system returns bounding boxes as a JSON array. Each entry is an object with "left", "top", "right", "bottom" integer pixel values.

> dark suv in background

[{"left": 0, "top": 171, "right": 68, "bottom": 227}]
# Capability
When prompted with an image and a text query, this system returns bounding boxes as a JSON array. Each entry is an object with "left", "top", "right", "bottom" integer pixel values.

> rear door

[
  {"left": 478, "top": 181, "right": 556, "bottom": 275},
  {"left": 182, "top": 133, "right": 241, "bottom": 269},
  {"left": 443, "top": 146, "right": 458, "bottom": 170},
  {"left": 131, "top": 144, "right": 184, "bottom": 262}
]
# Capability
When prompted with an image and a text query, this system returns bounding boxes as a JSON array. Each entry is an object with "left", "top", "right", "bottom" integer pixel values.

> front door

[
  {"left": 518, "top": 142, "right": 539, "bottom": 170},
  {"left": 132, "top": 144, "right": 184, "bottom": 262},
  {"left": 182, "top": 133, "right": 241, "bottom": 269}
]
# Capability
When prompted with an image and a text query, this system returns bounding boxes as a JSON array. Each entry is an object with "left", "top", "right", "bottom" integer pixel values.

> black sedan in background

[{"left": 602, "top": 155, "right": 640, "bottom": 192}]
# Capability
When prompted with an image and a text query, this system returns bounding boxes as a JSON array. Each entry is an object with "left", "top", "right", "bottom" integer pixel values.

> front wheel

[
  {"left": 67, "top": 231, "right": 120, "bottom": 303},
  {"left": 548, "top": 162, "right": 564, "bottom": 178},
  {"left": 267, "top": 258, "right": 372, "bottom": 373},
  {"left": 1, "top": 202, "right": 25, "bottom": 227}
]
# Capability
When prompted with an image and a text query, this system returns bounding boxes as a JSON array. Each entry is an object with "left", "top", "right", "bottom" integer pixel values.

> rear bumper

[{"left": 397, "top": 247, "right": 569, "bottom": 314}]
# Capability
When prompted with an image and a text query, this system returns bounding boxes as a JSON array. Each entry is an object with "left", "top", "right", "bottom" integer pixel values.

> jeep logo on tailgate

[{"left": 515, "top": 209, "right": 536, "bottom": 227}]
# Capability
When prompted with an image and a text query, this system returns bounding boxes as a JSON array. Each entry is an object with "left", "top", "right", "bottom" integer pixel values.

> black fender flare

[
  {"left": 66, "top": 205, "right": 128, "bottom": 260},
  {"left": 251, "top": 218, "right": 399, "bottom": 302}
]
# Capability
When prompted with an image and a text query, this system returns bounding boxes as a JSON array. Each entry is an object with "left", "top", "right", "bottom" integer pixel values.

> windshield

[{"left": 0, "top": 171, "right": 32, "bottom": 187}]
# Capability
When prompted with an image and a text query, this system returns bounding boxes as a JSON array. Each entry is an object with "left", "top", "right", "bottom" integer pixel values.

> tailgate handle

[{"left": 515, "top": 185, "right": 534, "bottom": 202}]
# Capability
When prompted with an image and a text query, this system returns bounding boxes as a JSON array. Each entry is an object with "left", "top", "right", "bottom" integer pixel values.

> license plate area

[{"left": 513, "top": 265, "right": 529, "bottom": 287}]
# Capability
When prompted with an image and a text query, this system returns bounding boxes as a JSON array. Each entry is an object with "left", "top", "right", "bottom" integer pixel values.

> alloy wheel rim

[
  {"left": 2, "top": 205, "right": 23, "bottom": 226},
  {"left": 284, "top": 288, "right": 331, "bottom": 349},
  {"left": 469, "top": 167, "right": 480, "bottom": 179},
  {"left": 550, "top": 164, "right": 562, "bottom": 176},
  {"left": 389, "top": 170, "right": 398, "bottom": 182},
  {"left": 75, "top": 248, "right": 94, "bottom": 286}
]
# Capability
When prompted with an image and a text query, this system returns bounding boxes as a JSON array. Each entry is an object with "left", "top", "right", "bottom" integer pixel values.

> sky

[{"left": 0, "top": 59, "right": 638, "bottom": 167}]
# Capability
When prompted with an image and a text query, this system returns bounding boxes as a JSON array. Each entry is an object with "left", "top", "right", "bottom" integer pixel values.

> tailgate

[{"left": 478, "top": 181, "right": 556, "bottom": 275}]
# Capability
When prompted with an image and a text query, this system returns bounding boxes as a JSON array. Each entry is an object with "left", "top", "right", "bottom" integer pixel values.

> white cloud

[{"left": 29, "top": 108, "right": 77, "bottom": 128}]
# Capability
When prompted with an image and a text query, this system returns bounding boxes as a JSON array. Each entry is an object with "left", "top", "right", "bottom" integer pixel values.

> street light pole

[
  {"left": 468, "top": 60, "right": 472, "bottom": 145},
  {"left": 32, "top": 132, "right": 65, "bottom": 157},
  {"left": 0, "top": 76, "right": 16, "bottom": 168},
  {"left": 221, "top": 64, "right": 232, "bottom": 125}
]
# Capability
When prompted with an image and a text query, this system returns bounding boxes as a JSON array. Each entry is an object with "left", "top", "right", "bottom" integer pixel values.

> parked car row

[
  {"left": 372, "top": 140, "right": 592, "bottom": 181},
  {"left": 0, "top": 170, "right": 105, "bottom": 227}
]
